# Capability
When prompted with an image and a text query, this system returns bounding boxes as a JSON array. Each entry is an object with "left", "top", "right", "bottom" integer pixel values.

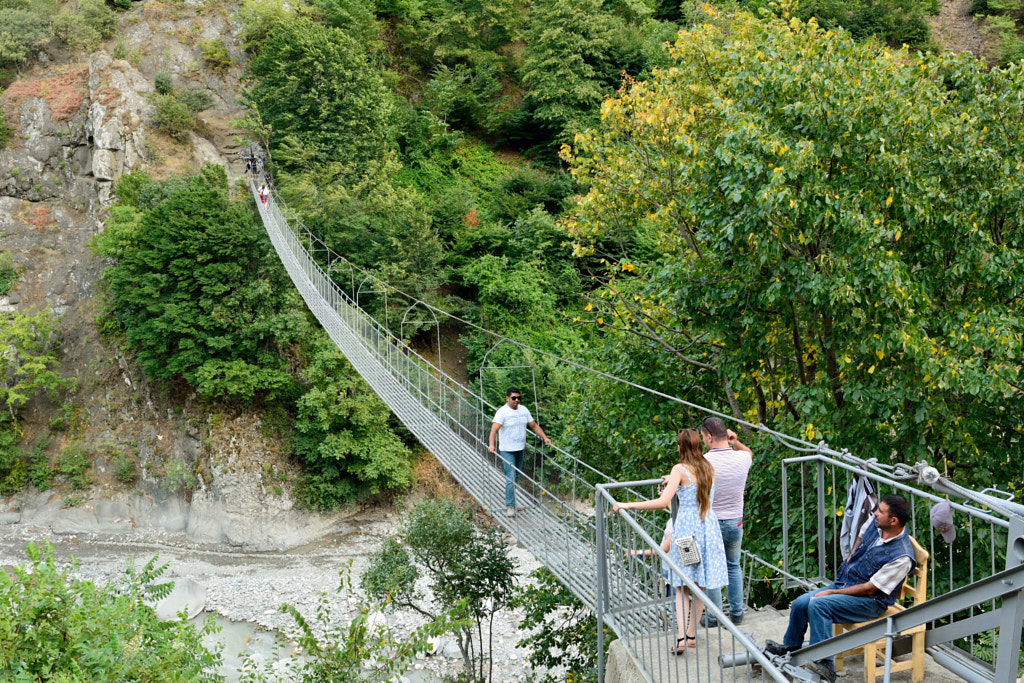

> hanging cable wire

[{"left": 254, "top": 169, "right": 875, "bottom": 466}]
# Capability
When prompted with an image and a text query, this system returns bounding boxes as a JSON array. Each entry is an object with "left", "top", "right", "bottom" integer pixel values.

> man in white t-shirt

[
  {"left": 487, "top": 387, "right": 551, "bottom": 518},
  {"left": 699, "top": 416, "right": 753, "bottom": 626}
]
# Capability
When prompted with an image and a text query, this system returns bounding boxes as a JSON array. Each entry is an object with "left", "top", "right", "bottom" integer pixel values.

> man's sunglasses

[{"left": 509, "top": 396, "right": 521, "bottom": 401}]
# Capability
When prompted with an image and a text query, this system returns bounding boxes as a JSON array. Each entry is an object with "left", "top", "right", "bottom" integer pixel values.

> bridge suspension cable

[{"left": 249, "top": 171, "right": 875, "bottom": 468}]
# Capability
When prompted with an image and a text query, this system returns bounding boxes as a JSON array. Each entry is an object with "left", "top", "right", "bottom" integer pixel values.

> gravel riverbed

[{"left": 0, "top": 508, "right": 551, "bottom": 682}]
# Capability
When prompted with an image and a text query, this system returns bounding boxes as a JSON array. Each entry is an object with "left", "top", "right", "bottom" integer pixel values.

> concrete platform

[{"left": 606, "top": 604, "right": 968, "bottom": 683}]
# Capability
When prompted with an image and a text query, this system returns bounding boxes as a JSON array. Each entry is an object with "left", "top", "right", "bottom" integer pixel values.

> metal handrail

[{"left": 248, "top": 169, "right": 1024, "bottom": 682}]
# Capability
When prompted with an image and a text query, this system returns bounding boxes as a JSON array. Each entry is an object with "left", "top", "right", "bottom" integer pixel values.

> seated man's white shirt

[{"left": 857, "top": 518, "right": 914, "bottom": 595}]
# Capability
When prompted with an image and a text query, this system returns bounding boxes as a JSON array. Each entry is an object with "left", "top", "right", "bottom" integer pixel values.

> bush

[
  {"left": 154, "top": 72, "right": 173, "bottom": 95},
  {"left": 0, "top": 116, "right": 12, "bottom": 150},
  {"left": 48, "top": 401, "right": 85, "bottom": 433},
  {"left": 161, "top": 459, "right": 196, "bottom": 494},
  {"left": 151, "top": 93, "right": 197, "bottom": 139},
  {"left": 92, "top": 166, "right": 302, "bottom": 401},
  {"left": 199, "top": 38, "right": 231, "bottom": 71},
  {"left": 27, "top": 436, "right": 52, "bottom": 490},
  {"left": 0, "top": 252, "right": 17, "bottom": 294},
  {"left": 110, "top": 0, "right": 133, "bottom": 10},
  {"left": 0, "top": 427, "right": 23, "bottom": 495},
  {"left": 80, "top": 0, "right": 118, "bottom": 37},
  {"left": 0, "top": 542, "right": 223, "bottom": 681},
  {"left": 55, "top": 442, "right": 92, "bottom": 490},
  {"left": 179, "top": 88, "right": 215, "bottom": 114},
  {"left": 112, "top": 39, "right": 141, "bottom": 64},
  {"left": 114, "top": 453, "right": 136, "bottom": 483}
]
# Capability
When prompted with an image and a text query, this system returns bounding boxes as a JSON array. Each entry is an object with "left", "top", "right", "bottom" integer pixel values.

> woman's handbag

[{"left": 675, "top": 536, "right": 701, "bottom": 566}]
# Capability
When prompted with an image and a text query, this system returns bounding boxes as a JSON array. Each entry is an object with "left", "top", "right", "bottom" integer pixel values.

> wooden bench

[{"left": 834, "top": 536, "right": 929, "bottom": 682}]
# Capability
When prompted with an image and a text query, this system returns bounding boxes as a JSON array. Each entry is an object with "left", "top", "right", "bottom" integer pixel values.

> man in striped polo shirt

[{"left": 699, "top": 416, "right": 753, "bottom": 626}]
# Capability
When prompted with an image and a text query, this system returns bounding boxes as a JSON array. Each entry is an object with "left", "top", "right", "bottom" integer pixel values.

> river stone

[{"left": 153, "top": 577, "right": 206, "bottom": 620}]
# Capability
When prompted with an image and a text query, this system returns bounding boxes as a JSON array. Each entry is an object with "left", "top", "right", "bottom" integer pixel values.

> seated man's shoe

[
  {"left": 805, "top": 659, "right": 837, "bottom": 683},
  {"left": 764, "top": 640, "right": 799, "bottom": 657}
]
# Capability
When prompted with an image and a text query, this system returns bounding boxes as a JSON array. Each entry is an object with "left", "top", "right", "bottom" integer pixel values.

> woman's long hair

[{"left": 677, "top": 429, "right": 714, "bottom": 520}]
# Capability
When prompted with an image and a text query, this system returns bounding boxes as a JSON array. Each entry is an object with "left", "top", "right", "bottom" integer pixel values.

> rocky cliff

[{"left": 0, "top": 3, "right": 355, "bottom": 550}]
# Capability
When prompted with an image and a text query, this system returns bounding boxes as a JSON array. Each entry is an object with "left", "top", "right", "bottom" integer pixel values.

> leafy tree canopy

[
  {"left": 292, "top": 334, "right": 414, "bottom": 508},
  {"left": 562, "top": 10, "right": 1024, "bottom": 489},
  {"left": 242, "top": 15, "right": 397, "bottom": 172},
  {"left": 93, "top": 165, "right": 306, "bottom": 402}
]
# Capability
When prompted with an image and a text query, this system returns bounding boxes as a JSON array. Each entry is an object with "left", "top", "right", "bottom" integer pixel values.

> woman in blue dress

[{"left": 613, "top": 429, "right": 729, "bottom": 653}]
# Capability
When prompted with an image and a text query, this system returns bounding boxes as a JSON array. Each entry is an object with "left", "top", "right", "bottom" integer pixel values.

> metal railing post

[
  {"left": 782, "top": 461, "right": 790, "bottom": 587},
  {"left": 995, "top": 516, "right": 1024, "bottom": 682},
  {"left": 596, "top": 484, "right": 608, "bottom": 683},
  {"left": 817, "top": 458, "right": 827, "bottom": 581}
]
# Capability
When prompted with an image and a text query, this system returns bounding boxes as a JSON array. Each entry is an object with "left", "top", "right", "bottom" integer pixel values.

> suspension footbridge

[{"left": 246, "top": 172, "right": 1024, "bottom": 683}]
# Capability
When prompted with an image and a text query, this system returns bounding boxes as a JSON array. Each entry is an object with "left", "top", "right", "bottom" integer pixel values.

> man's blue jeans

[
  {"left": 500, "top": 450, "right": 523, "bottom": 508},
  {"left": 783, "top": 583, "right": 887, "bottom": 663},
  {"left": 706, "top": 518, "right": 744, "bottom": 619}
]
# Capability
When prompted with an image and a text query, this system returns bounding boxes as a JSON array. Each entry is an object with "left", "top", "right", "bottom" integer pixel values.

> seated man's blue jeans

[
  {"left": 783, "top": 583, "right": 887, "bottom": 663},
  {"left": 705, "top": 517, "right": 744, "bottom": 619},
  {"left": 500, "top": 450, "right": 523, "bottom": 508}
]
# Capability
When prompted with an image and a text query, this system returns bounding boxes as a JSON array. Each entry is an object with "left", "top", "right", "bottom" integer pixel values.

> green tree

[
  {"left": 513, "top": 567, "right": 615, "bottom": 683},
  {"left": 562, "top": 11, "right": 1024, "bottom": 491},
  {"left": 93, "top": 165, "right": 305, "bottom": 401},
  {"left": 519, "top": 0, "right": 656, "bottom": 144},
  {"left": 0, "top": 8, "right": 49, "bottom": 69},
  {"left": 362, "top": 497, "right": 518, "bottom": 682},
  {"left": 292, "top": 334, "right": 415, "bottom": 509},
  {"left": 242, "top": 16, "right": 397, "bottom": 172},
  {"left": 0, "top": 542, "right": 222, "bottom": 681},
  {"left": 0, "top": 308, "right": 74, "bottom": 426}
]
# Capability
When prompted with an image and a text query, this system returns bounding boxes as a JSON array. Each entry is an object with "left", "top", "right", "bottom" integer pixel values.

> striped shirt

[{"left": 704, "top": 447, "right": 752, "bottom": 520}]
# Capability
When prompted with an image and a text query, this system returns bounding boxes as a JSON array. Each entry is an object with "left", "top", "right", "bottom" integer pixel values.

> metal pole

[
  {"left": 817, "top": 459, "right": 827, "bottom": 580},
  {"left": 994, "top": 516, "right": 1024, "bottom": 682},
  {"left": 882, "top": 615, "right": 895, "bottom": 682},
  {"left": 596, "top": 484, "right": 608, "bottom": 683},
  {"left": 783, "top": 461, "right": 790, "bottom": 587}
]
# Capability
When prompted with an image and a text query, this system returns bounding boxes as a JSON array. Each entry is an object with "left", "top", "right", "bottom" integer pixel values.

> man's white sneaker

[{"left": 506, "top": 507, "right": 516, "bottom": 518}]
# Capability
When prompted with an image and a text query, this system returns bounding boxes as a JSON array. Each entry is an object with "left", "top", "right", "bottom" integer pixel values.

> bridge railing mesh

[{"left": 248, "top": 172, "right": 1024, "bottom": 682}]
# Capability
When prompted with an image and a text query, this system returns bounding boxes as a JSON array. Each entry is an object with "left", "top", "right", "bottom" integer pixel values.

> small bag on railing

[{"left": 675, "top": 536, "right": 701, "bottom": 566}]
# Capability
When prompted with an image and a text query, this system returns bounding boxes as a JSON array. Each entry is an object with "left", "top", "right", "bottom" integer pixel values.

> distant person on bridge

[
  {"left": 612, "top": 429, "right": 728, "bottom": 654},
  {"left": 488, "top": 387, "right": 551, "bottom": 518},
  {"left": 698, "top": 416, "right": 752, "bottom": 627},
  {"left": 765, "top": 493, "right": 915, "bottom": 683}
]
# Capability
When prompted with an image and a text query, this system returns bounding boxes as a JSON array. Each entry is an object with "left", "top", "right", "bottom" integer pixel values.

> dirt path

[{"left": 927, "top": 0, "right": 986, "bottom": 56}]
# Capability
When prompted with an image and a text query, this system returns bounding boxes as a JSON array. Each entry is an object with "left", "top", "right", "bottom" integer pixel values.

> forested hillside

[{"left": 1, "top": 0, "right": 1021, "bottom": 536}]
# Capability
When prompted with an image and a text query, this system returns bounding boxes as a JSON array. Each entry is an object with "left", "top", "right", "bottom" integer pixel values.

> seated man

[{"left": 766, "top": 494, "right": 915, "bottom": 683}]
